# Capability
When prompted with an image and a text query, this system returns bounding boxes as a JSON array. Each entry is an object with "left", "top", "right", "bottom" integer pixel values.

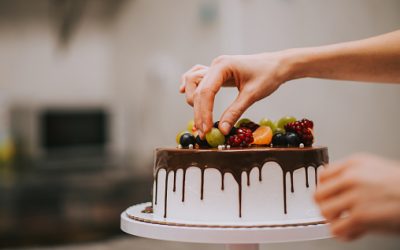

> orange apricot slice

[{"left": 252, "top": 126, "right": 273, "bottom": 145}]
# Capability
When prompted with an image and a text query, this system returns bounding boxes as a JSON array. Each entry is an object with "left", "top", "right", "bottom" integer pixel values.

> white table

[{"left": 121, "top": 203, "right": 332, "bottom": 250}]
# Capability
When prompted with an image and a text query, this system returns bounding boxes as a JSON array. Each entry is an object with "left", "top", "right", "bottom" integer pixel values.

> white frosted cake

[{"left": 151, "top": 147, "right": 328, "bottom": 226}]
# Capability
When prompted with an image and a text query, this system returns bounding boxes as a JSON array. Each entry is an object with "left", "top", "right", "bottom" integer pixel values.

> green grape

[
  {"left": 187, "top": 120, "right": 195, "bottom": 132},
  {"left": 274, "top": 127, "right": 285, "bottom": 134},
  {"left": 276, "top": 116, "right": 297, "bottom": 130},
  {"left": 235, "top": 118, "right": 252, "bottom": 128},
  {"left": 205, "top": 128, "right": 225, "bottom": 148},
  {"left": 259, "top": 118, "right": 277, "bottom": 133}
]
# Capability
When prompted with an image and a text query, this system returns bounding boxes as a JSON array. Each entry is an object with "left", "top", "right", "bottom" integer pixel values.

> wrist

[{"left": 280, "top": 48, "right": 316, "bottom": 81}]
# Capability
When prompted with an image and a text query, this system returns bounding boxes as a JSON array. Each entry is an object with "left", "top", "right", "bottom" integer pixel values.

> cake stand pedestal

[{"left": 121, "top": 203, "right": 332, "bottom": 250}]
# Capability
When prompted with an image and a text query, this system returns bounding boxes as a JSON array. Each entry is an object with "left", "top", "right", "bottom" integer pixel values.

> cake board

[{"left": 121, "top": 203, "right": 332, "bottom": 250}]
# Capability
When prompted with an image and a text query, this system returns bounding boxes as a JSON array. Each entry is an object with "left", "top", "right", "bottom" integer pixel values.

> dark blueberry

[
  {"left": 228, "top": 126, "right": 237, "bottom": 136},
  {"left": 196, "top": 135, "right": 210, "bottom": 148},
  {"left": 272, "top": 132, "right": 287, "bottom": 147},
  {"left": 213, "top": 121, "right": 220, "bottom": 128},
  {"left": 180, "top": 133, "right": 196, "bottom": 148},
  {"left": 286, "top": 132, "right": 300, "bottom": 147}
]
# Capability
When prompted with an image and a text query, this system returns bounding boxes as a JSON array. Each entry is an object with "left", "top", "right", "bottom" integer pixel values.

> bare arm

[{"left": 287, "top": 30, "right": 400, "bottom": 83}]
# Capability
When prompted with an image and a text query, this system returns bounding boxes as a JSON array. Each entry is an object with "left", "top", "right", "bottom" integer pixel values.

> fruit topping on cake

[
  {"left": 176, "top": 130, "right": 190, "bottom": 144},
  {"left": 175, "top": 117, "right": 315, "bottom": 149},
  {"left": 196, "top": 135, "right": 210, "bottom": 148},
  {"left": 251, "top": 126, "right": 272, "bottom": 145},
  {"left": 285, "top": 132, "right": 301, "bottom": 147},
  {"left": 179, "top": 132, "right": 196, "bottom": 148},
  {"left": 259, "top": 118, "right": 277, "bottom": 133},
  {"left": 276, "top": 116, "right": 297, "bottom": 131},
  {"left": 272, "top": 132, "right": 287, "bottom": 147},
  {"left": 237, "top": 120, "right": 260, "bottom": 132},
  {"left": 141, "top": 205, "right": 153, "bottom": 214},
  {"left": 226, "top": 127, "right": 254, "bottom": 147},
  {"left": 284, "top": 119, "right": 314, "bottom": 146},
  {"left": 187, "top": 119, "right": 196, "bottom": 133},
  {"left": 205, "top": 128, "right": 226, "bottom": 148}
]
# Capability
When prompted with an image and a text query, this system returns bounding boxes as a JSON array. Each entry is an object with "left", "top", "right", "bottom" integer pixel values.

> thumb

[{"left": 218, "top": 92, "right": 254, "bottom": 135}]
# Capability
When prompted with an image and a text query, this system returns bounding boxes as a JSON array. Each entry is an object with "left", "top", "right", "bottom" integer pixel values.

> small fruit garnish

[
  {"left": 252, "top": 126, "right": 273, "bottom": 145},
  {"left": 286, "top": 132, "right": 301, "bottom": 147},
  {"left": 235, "top": 118, "right": 252, "bottom": 128},
  {"left": 227, "top": 127, "right": 254, "bottom": 147},
  {"left": 176, "top": 130, "right": 190, "bottom": 144},
  {"left": 301, "top": 118, "right": 314, "bottom": 130},
  {"left": 284, "top": 119, "right": 314, "bottom": 146},
  {"left": 276, "top": 116, "right": 297, "bottom": 130},
  {"left": 196, "top": 135, "right": 210, "bottom": 148},
  {"left": 205, "top": 128, "right": 226, "bottom": 148},
  {"left": 272, "top": 132, "right": 287, "bottom": 147},
  {"left": 187, "top": 120, "right": 195, "bottom": 133},
  {"left": 213, "top": 121, "right": 220, "bottom": 128},
  {"left": 142, "top": 206, "right": 153, "bottom": 214},
  {"left": 274, "top": 127, "right": 285, "bottom": 134},
  {"left": 227, "top": 126, "right": 237, "bottom": 136},
  {"left": 259, "top": 118, "right": 277, "bottom": 133},
  {"left": 239, "top": 121, "right": 260, "bottom": 132},
  {"left": 180, "top": 132, "right": 196, "bottom": 148}
]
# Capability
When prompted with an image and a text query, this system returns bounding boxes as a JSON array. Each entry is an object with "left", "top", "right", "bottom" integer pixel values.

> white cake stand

[{"left": 121, "top": 203, "right": 332, "bottom": 250}]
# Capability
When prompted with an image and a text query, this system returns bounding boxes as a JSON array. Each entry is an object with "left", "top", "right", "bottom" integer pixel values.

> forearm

[{"left": 283, "top": 30, "right": 400, "bottom": 83}]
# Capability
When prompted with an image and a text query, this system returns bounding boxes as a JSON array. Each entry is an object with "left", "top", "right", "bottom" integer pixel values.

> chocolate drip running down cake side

[{"left": 152, "top": 147, "right": 329, "bottom": 225}]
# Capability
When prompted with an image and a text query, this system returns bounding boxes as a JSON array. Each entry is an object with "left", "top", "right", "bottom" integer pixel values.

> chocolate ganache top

[{"left": 153, "top": 146, "right": 329, "bottom": 218}]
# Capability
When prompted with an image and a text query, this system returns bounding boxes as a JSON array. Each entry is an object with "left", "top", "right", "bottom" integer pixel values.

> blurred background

[{"left": 0, "top": 0, "right": 399, "bottom": 249}]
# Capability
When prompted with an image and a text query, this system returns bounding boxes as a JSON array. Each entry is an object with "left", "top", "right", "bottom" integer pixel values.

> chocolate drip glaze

[
  {"left": 182, "top": 169, "right": 186, "bottom": 202},
  {"left": 154, "top": 147, "right": 328, "bottom": 218}
]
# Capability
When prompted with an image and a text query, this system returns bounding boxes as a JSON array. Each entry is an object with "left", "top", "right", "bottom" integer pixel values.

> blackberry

[
  {"left": 227, "top": 128, "right": 254, "bottom": 147},
  {"left": 285, "top": 119, "right": 314, "bottom": 146}
]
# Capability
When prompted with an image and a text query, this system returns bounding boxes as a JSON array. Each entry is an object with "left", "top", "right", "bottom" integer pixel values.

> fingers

[
  {"left": 330, "top": 215, "right": 366, "bottom": 241},
  {"left": 185, "top": 81, "right": 197, "bottom": 106},
  {"left": 183, "top": 69, "right": 208, "bottom": 106},
  {"left": 315, "top": 171, "right": 354, "bottom": 203},
  {"left": 180, "top": 64, "right": 208, "bottom": 93},
  {"left": 319, "top": 160, "right": 348, "bottom": 183},
  {"left": 194, "top": 61, "right": 233, "bottom": 136},
  {"left": 314, "top": 159, "right": 356, "bottom": 204},
  {"left": 319, "top": 191, "right": 355, "bottom": 221},
  {"left": 218, "top": 91, "right": 254, "bottom": 135}
]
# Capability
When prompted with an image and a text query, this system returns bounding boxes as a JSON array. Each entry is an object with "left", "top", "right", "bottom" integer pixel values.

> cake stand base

[
  {"left": 225, "top": 244, "right": 259, "bottom": 250},
  {"left": 121, "top": 203, "right": 332, "bottom": 249}
]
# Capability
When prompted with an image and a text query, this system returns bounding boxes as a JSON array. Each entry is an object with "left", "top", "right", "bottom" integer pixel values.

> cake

[
  {"left": 152, "top": 147, "right": 328, "bottom": 226},
  {"left": 150, "top": 117, "right": 329, "bottom": 226}
]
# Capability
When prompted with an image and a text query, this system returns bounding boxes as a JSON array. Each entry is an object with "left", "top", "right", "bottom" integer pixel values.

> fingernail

[
  {"left": 220, "top": 122, "right": 231, "bottom": 134},
  {"left": 202, "top": 123, "right": 207, "bottom": 133}
]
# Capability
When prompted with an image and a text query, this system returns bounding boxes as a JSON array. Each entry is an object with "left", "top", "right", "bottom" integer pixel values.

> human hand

[
  {"left": 179, "top": 52, "right": 292, "bottom": 138},
  {"left": 315, "top": 153, "right": 400, "bottom": 241}
]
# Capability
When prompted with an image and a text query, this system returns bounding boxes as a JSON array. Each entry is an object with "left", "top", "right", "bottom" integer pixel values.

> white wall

[{"left": 0, "top": 3, "right": 113, "bottom": 105}]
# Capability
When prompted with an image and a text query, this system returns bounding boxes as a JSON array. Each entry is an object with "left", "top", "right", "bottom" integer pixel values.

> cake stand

[{"left": 121, "top": 203, "right": 332, "bottom": 250}]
